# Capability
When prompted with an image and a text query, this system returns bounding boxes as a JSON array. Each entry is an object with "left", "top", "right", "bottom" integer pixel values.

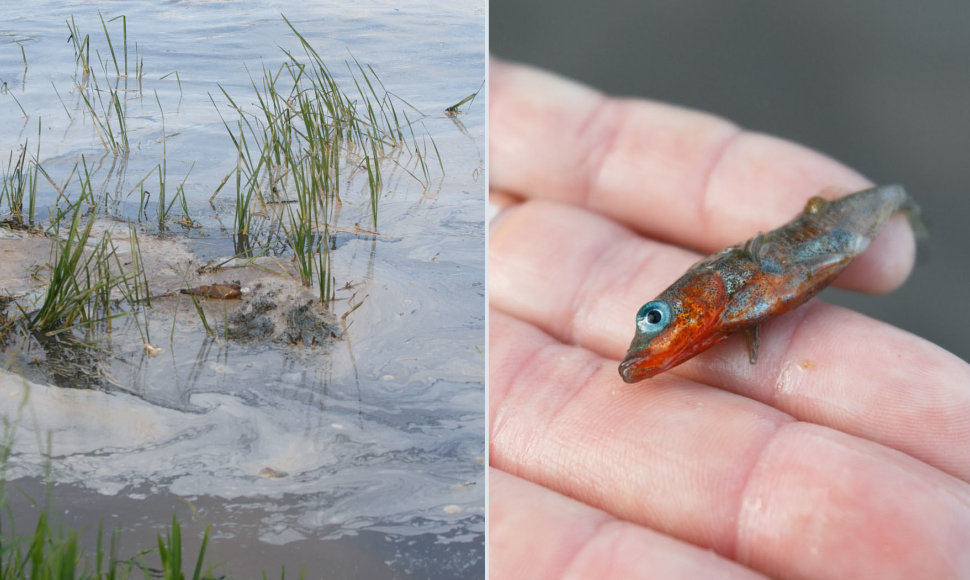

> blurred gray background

[{"left": 492, "top": 1, "right": 970, "bottom": 363}]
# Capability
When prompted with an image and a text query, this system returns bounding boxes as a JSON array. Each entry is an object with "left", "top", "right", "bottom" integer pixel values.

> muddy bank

[{"left": 1, "top": 220, "right": 349, "bottom": 394}]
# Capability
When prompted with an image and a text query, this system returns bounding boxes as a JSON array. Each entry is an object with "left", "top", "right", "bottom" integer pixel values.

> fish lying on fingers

[{"left": 619, "top": 185, "right": 923, "bottom": 383}]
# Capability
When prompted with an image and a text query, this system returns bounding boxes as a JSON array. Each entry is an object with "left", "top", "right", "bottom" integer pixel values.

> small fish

[
  {"left": 179, "top": 283, "right": 241, "bottom": 300},
  {"left": 619, "top": 185, "right": 921, "bottom": 383}
]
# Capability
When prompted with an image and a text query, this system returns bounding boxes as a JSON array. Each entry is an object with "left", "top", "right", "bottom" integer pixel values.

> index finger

[{"left": 490, "top": 59, "right": 916, "bottom": 293}]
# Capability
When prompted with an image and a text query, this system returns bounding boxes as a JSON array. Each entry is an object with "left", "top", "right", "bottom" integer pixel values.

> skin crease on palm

[{"left": 489, "top": 59, "right": 970, "bottom": 580}]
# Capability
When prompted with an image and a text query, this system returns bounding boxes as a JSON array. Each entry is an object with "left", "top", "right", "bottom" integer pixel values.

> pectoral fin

[
  {"left": 742, "top": 233, "right": 785, "bottom": 275},
  {"left": 743, "top": 326, "right": 760, "bottom": 364}
]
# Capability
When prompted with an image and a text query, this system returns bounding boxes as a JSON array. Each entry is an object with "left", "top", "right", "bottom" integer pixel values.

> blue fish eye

[{"left": 636, "top": 300, "right": 672, "bottom": 334}]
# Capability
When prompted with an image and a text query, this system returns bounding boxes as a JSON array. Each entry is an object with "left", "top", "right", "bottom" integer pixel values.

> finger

[
  {"left": 676, "top": 300, "right": 970, "bottom": 482},
  {"left": 490, "top": 199, "right": 677, "bottom": 358},
  {"left": 490, "top": 468, "right": 769, "bottom": 580},
  {"left": 491, "top": 200, "right": 970, "bottom": 481},
  {"left": 490, "top": 311, "right": 970, "bottom": 579},
  {"left": 489, "top": 59, "right": 915, "bottom": 292}
]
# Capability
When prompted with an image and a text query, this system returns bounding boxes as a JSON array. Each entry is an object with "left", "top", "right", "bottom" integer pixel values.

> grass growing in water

[
  {"left": 215, "top": 18, "right": 444, "bottom": 301},
  {"left": 0, "top": 145, "right": 38, "bottom": 229},
  {"left": 0, "top": 504, "right": 308, "bottom": 578},
  {"left": 0, "top": 403, "right": 305, "bottom": 578},
  {"left": 0, "top": 120, "right": 45, "bottom": 230},
  {"left": 0, "top": 504, "right": 220, "bottom": 578},
  {"left": 5, "top": 12, "right": 456, "bottom": 330},
  {"left": 155, "top": 514, "right": 214, "bottom": 580},
  {"left": 0, "top": 499, "right": 308, "bottom": 578},
  {"left": 0, "top": 408, "right": 216, "bottom": 577},
  {"left": 28, "top": 201, "right": 126, "bottom": 336},
  {"left": 12, "top": 157, "right": 149, "bottom": 341},
  {"left": 68, "top": 14, "right": 135, "bottom": 156},
  {"left": 74, "top": 65, "right": 130, "bottom": 156},
  {"left": 66, "top": 16, "right": 91, "bottom": 77}
]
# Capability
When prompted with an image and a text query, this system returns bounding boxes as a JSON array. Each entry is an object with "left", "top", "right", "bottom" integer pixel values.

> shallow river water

[{"left": 0, "top": 1, "right": 485, "bottom": 577}]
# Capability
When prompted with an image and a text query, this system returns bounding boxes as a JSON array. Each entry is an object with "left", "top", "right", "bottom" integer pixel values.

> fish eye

[{"left": 635, "top": 300, "right": 672, "bottom": 334}]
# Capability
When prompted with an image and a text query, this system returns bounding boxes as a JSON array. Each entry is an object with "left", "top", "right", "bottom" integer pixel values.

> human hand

[{"left": 489, "top": 59, "right": 970, "bottom": 579}]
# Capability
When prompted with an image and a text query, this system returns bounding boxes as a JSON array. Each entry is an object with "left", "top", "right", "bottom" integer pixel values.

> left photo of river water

[{"left": 0, "top": 1, "right": 485, "bottom": 577}]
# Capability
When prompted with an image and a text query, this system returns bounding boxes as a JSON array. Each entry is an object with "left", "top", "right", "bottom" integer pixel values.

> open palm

[{"left": 489, "top": 59, "right": 970, "bottom": 579}]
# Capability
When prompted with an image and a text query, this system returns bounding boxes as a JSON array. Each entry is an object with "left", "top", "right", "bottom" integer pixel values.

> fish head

[{"left": 619, "top": 269, "right": 728, "bottom": 383}]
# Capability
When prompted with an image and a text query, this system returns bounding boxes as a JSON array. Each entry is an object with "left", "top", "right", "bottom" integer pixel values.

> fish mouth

[
  {"left": 618, "top": 358, "right": 652, "bottom": 383},
  {"left": 619, "top": 343, "right": 689, "bottom": 383},
  {"left": 618, "top": 353, "right": 666, "bottom": 383}
]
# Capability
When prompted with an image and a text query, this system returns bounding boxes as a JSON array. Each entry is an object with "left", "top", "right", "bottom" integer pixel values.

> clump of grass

[
  {"left": 154, "top": 514, "right": 215, "bottom": 580},
  {"left": 28, "top": 202, "right": 118, "bottom": 335},
  {"left": 0, "top": 120, "right": 44, "bottom": 229},
  {"left": 0, "top": 505, "right": 222, "bottom": 578},
  {"left": 0, "top": 511, "right": 83, "bottom": 577},
  {"left": 0, "top": 145, "right": 39, "bottom": 229},
  {"left": 212, "top": 17, "right": 446, "bottom": 303},
  {"left": 20, "top": 159, "right": 149, "bottom": 339},
  {"left": 67, "top": 15, "right": 133, "bottom": 156},
  {"left": 74, "top": 68, "right": 129, "bottom": 156}
]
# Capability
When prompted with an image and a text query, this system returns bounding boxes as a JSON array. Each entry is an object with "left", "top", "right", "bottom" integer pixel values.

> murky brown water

[{"left": 0, "top": 0, "right": 485, "bottom": 577}]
